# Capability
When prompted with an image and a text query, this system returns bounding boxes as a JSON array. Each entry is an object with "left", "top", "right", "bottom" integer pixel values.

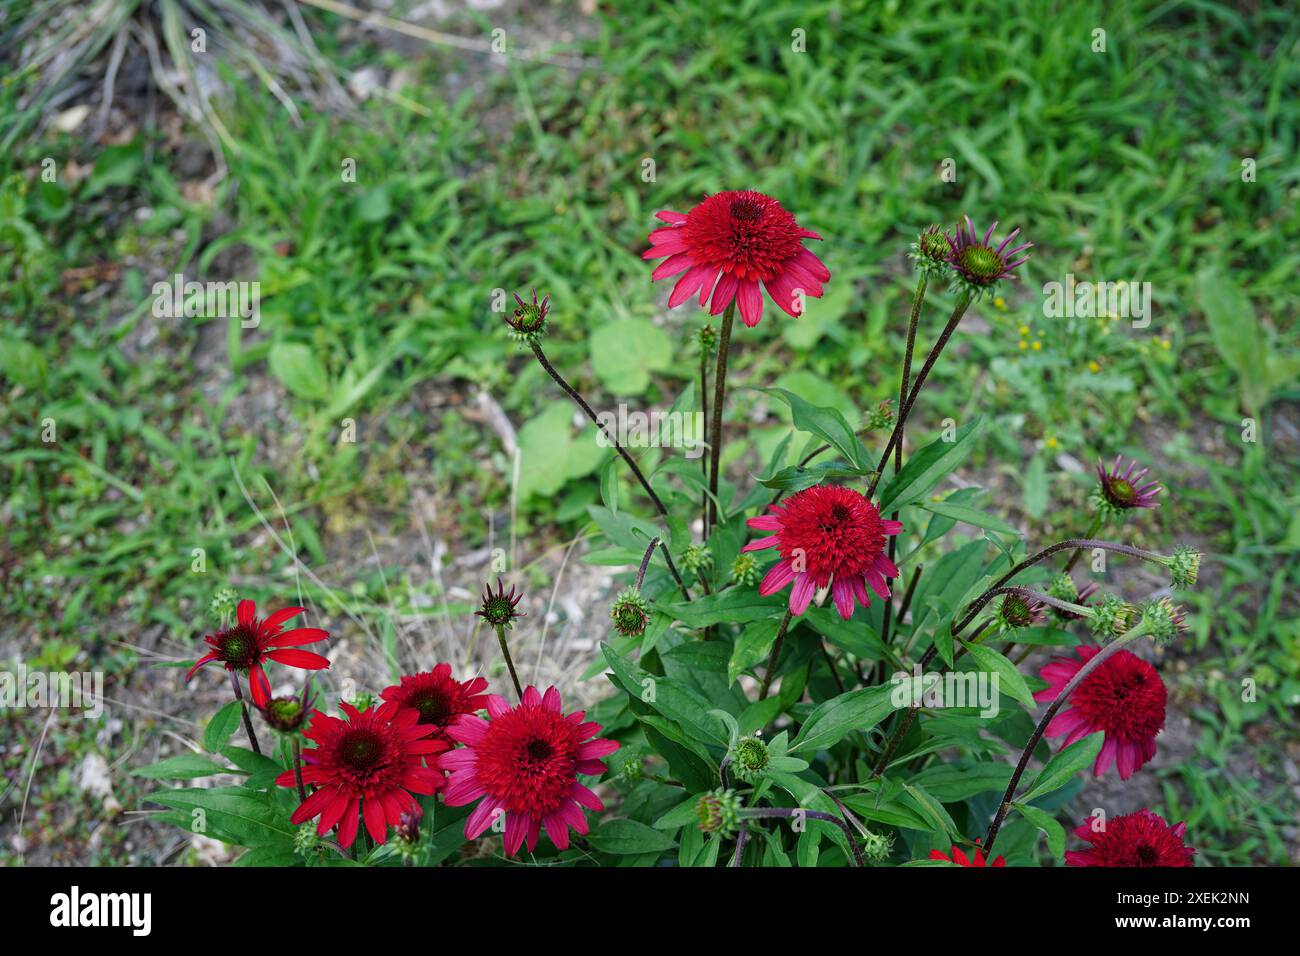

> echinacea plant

[{"left": 140, "top": 196, "right": 1206, "bottom": 869}]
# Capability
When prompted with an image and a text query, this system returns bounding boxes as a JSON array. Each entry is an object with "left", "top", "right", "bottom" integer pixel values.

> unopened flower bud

[
  {"left": 1168, "top": 547, "right": 1201, "bottom": 589},
  {"left": 1088, "top": 593, "right": 1137, "bottom": 639},
  {"left": 731, "top": 553, "right": 761, "bottom": 587},
  {"left": 1141, "top": 598, "right": 1187, "bottom": 644},
  {"left": 610, "top": 587, "right": 650, "bottom": 638},
  {"left": 696, "top": 788, "right": 742, "bottom": 837},
  {"left": 729, "top": 735, "right": 769, "bottom": 783}
]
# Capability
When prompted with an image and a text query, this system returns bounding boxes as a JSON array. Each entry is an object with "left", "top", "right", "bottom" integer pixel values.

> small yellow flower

[
  {"left": 995, "top": 297, "right": 1007, "bottom": 310},
  {"left": 1018, "top": 324, "right": 1030, "bottom": 336},
  {"left": 1160, "top": 338, "right": 1171, "bottom": 350},
  {"left": 1031, "top": 340, "right": 1042, "bottom": 351},
  {"left": 1088, "top": 360, "right": 1101, "bottom": 373},
  {"left": 1045, "top": 436, "right": 1059, "bottom": 449},
  {"left": 1019, "top": 340, "right": 1029, "bottom": 350}
]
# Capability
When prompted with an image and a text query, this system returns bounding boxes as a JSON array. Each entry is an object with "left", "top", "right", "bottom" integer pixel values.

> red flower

[
  {"left": 1066, "top": 810, "right": 1195, "bottom": 867},
  {"left": 276, "top": 700, "right": 447, "bottom": 849},
  {"left": 379, "top": 664, "right": 489, "bottom": 745},
  {"left": 644, "top": 190, "right": 830, "bottom": 328},
  {"left": 742, "top": 484, "right": 903, "bottom": 618},
  {"left": 442, "top": 685, "right": 619, "bottom": 856},
  {"left": 1035, "top": 645, "right": 1166, "bottom": 780},
  {"left": 186, "top": 599, "right": 329, "bottom": 708},
  {"left": 930, "top": 840, "right": 1005, "bottom": 867}
]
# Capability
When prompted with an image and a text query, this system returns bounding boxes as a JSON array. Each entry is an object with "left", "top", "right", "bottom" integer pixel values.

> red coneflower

[
  {"left": 930, "top": 840, "right": 1005, "bottom": 867},
  {"left": 644, "top": 190, "right": 830, "bottom": 328},
  {"left": 1036, "top": 645, "right": 1166, "bottom": 780},
  {"left": 276, "top": 700, "right": 447, "bottom": 848},
  {"left": 442, "top": 685, "right": 619, "bottom": 856},
  {"left": 1066, "top": 810, "right": 1195, "bottom": 867},
  {"left": 186, "top": 599, "right": 329, "bottom": 708},
  {"left": 742, "top": 484, "right": 903, "bottom": 618},
  {"left": 1095, "top": 455, "right": 1163, "bottom": 511},
  {"left": 379, "top": 664, "right": 489, "bottom": 745},
  {"left": 944, "top": 215, "right": 1031, "bottom": 290}
]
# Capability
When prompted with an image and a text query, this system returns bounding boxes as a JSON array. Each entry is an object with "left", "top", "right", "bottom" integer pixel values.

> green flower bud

[
  {"left": 682, "top": 544, "right": 713, "bottom": 575},
  {"left": 1140, "top": 598, "right": 1187, "bottom": 644},
  {"left": 696, "top": 324, "right": 716, "bottom": 354},
  {"left": 1168, "top": 547, "right": 1202, "bottom": 590},
  {"left": 997, "top": 592, "right": 1044, "bottom": 630},
  {"left": 860, "top": 828, "right": 894, "bottom": 865},
  {"left": 696, "top": 788, "right": 742, "bottom": 837},
  {"left": 864, "top": 399, "right": 895, "bottom": 431},
  {"left": 731, "top": 553, "right": 761, "bottom": 588},
  {"left": 1088, "top": 593, "right": 1137, "bottom": 639},
  {"left": 293, "top": 823, "right": 320, "bottom": 855},
  {"left": 610, "top": 587, "right": 650, "bottom": 638},
  {"left": 208, "top": 587, "right": 239, "bottom": 627},
  {"left": 729, "top": 735, "right": 769, "bottom": 784},
  {"left": 619, "top": 756, "right": 645, "bottom": 782}
]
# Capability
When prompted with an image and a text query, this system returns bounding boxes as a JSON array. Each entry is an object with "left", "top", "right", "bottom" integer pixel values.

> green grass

[{"left": 1, "top": 0, "right": 1296, "bottom": 863}]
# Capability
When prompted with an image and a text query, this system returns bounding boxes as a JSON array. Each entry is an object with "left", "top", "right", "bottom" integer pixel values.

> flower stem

[
  {"left": 729, "top": 824, "right": 749, "bottom": 867},
  {"left": 229, "top": 670, "right": 261, "bottom": 756},
  {"left": 635, "top": 537, "right": 658, "bottom": 590},
  {"left": 1063, "top": 515, "right": 1103, "bottom": 574},
  {"left": 529, "top": 339, "right": 691, "bottom": 600},
  {"left": 707, "top": 301, "right": 737, "bottom": 528},
  {"left": 867, "top": 289, "right": 973, "bottom": 499},
  {"left": 881, "top": 275, "right": 928, "bottom": 649},
  {"left": 700, "top": 342, "right": 711, "bottom": 539},
  {"left": 494, "top": 623, "right": 524, "bottom": 701},
  {"left": 983, "top": 622, "right": 1151, "bottom": 853},
  {"left": 292, "top": 737, "right": 307, "bottom": 803},
  {"left": 758, "top": 609, "right": 794, "bottom": 699},
  {"left": 951, "top": 539, "right": 1171, "bottom": 639},
  {"left": 740, "top": 807, "right": 864, "bottom": 867}
]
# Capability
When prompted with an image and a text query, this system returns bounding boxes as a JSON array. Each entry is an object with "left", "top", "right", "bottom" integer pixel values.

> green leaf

[
  {"left": 654, "top": 796, "right": 703, "bottom": 830},
  {"left": 876, "top": 416, "right": 986, "bottom": 516},
  {"left": 587, "top": 818, "right": 677, "bottom": 854},
  {"left": 602, "top": 643, "right": 724, "bottom": 746},
  {"left": 1196, "top": 267, "right": 1268, "bottom": 413},
  {"left": 757, "top": 460, "right": 864, "bottom": 493},
  {"left": 268, "top": 341, "right": 329, "bottom": 401},
  {"left": 1021, "top": 731, "right": 1104, "bottom": 802},
  {"left": 589, "top": 318, "right": 673, "bottom": 395},
  {"left": 149, "top": 787, "right": 296, "bottom": 847},
  {"left": 727, "top": 617, "right": 782, "bottom": 684},
  {"left": 910, "top": 763, "right": 1013, "bottom": 802},
  {"left": 790, "top": 684, "right": 898, "bottom": 754},
  {"left": 516, "top": 404, "right": 606, "bottom": 500},
  {"left": 203, "top": 701, "right": 244, "bottom": 753},
  {"left": 918, "top": 500, "right": 1021, "bottom": 537},
  {"left": 132, "top": 753, "right": 232, "bottom": 780},
  {"left": 761, "top": 387, "right": 868, "bottom": 470},
  {"left": 958, "top": 640, "right": 1036, "bottom": 709},
  {"left": 1013, "top": 802, "right": 1066, "bottom": 862},
  {"left": 653, "top": 587, "right": 787, "bottom": 628}
]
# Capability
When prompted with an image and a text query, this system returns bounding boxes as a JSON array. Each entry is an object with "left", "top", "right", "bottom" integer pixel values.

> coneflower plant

[{"left": 139, "top": 196, "right": 1207, "bottom": 869}]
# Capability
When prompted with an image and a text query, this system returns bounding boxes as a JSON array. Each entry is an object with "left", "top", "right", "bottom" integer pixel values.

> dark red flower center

[
  {"left": 774, "top": 485, "right": 888, "bottom": 585},
  {"left": 409, "top": 690, "right": 450, "bottom": 725},
  {"left": 215, "top": 625, "right": 259, "bottom": 669},
  {"left": 1072, "top": 650, "right": 1166, "bottom": 741},
  {"left": 682, "top": 190, "right": 806, "bottom": 282},
  {"left": 340, "top": 729, "right": 385, "bottom": 772},
  {"left": 475, "top": 705, "right": 583, "bottom": 817}
]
